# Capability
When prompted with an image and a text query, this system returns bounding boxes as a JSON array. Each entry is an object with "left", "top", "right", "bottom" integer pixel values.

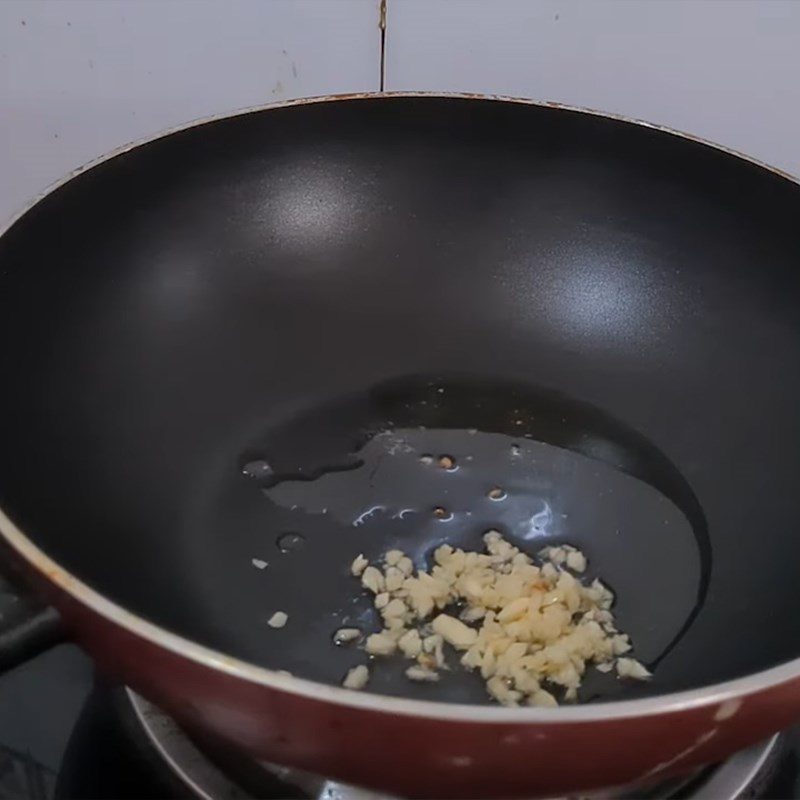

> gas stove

[{"left": 2, "top": 645, "right": 800, "bottom": 800}]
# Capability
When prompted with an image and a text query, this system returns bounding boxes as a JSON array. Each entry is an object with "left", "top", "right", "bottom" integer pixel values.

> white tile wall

[
  {"left": 0, "top": 0, "right": 381, "bottom": 224},
  {"left": 385, "top": 0, "right": 800, "bottom": 178},
  {"left": 2, "top": 0, "right": 799, "bottom": 228}
]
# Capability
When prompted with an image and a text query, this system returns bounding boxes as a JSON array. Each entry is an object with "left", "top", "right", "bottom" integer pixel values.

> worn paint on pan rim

[{"left": 1, "top": 92, "right": 799, "bottom": 725}]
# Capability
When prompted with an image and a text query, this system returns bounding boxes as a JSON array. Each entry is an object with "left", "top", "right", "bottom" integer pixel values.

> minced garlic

[
  {"left": 267, "top": 611, "right": 288, "bottom": 629},
  {"left": 342, "top": 664, "right": 370, "bottom": 690},
  {"left": 350, "top": 553, "right": 369, "bottom": 577},
  {"left": 347, "top": 533, "right": 650, "bottom": 706},
  {"left": 333, "top": 627, "right": 362, "bottom": 645}
]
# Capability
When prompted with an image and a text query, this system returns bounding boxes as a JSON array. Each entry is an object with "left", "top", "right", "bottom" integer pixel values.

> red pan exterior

[{"left": 41, "top": 575, "right": 800, "bottom": 799}]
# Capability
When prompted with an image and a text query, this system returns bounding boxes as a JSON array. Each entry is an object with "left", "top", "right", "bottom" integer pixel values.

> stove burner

[{"left": 125, "top": 688, "right": 781, "bottom": 800}]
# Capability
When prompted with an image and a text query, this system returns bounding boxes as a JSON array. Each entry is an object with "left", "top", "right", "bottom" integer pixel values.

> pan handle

[{"left": 0, "top": 563, "right": 65, "bottom": 673}]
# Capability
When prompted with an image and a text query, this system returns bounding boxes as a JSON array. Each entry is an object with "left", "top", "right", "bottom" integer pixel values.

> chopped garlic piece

[
  {"left": 460, "top": 606, "right": 486, "bottom": 623},
  {"left": 611, "top": 634, "right": 632, "bottom": 655},
  {"left": 396, "top": 556, "right": 414, "bottom": 576},
  {"left": 382, "top": 598, "right": 408, "bottom": 619},
  {"left": 398, "top": 628, "right": 423, "bottom": 658},
  {"left": 565, "top": 550, "right": 586, "bottom": 573},
  {"left": 347, "top": 534, "right": 644, "bottom": 706},
  {"left": 616, "top": 657, "right": 651, "bottom": 680},
  {"left": 498, "top": 596, "right": 529, "bottom": 623},
  {"left": 350, "top": 553, "right": 369, "bottom": 578},
  {"left": 432, "top": 614, "right": 478, "bottom": 649},
  {"left": 406, "top": 665, "right": 440, "bottom": 682},
  {"left": 487, "top": 675, "right": 521, "bottom": 706},
  {"left": 267, "top": 611, "right": 288, "bottom": 629},
  {"left": 384, "top": 567, "right": 405, "bottom": 592},
  {"left": 342, "top": 664, "right": 369, "bottom": 690},
  {"left": 385, "top": 549, "right": 404, "bottom": 566},
  {"left": 422, "top": 633, "right": 443, "bottom": 653},
  {"left": 350, "top": 553, "right": 368, "bottom": 576},
  {"left": 251, "top": 558, "right": 268, "bottom": 569},
  {"left": 529, "top": 689, "right": 558, "bottom": 708},
  {"left": 541, "top": 562, "right": 558, "bottom": 579},
  {"left": 361, "top": 566, "right": 385, "bottom": 594},
  {"left": 333, "top": 627, "right": 361, "bottom": 645},
  {"left": 365, "top": 631, "right": 397, "bottom": 656},
  {"left": 421, "top": 633, "right": 446, "bottom": 668}
]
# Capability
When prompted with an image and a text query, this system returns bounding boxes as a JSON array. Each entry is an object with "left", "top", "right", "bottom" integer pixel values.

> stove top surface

[{"left": 2, "top": 645, "right": 800, "bottom": 800}]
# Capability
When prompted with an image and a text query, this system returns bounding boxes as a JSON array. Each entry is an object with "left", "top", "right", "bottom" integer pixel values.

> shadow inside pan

[{"left": 188, "top": 375, "right": 709, "bottom": 705}]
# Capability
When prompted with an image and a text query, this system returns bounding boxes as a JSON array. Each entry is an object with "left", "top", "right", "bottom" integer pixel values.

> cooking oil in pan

[
  {"left": 241, "top": 459, "right": 273, "bottom": 480},
  {"left": 237, "top": 376, "right": 709, "bottom": 701},
  {"left": 275, "top": 531, "right": 306, "bottom": 553}
]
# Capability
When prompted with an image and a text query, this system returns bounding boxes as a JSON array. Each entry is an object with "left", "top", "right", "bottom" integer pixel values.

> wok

[{"left": 1, "top": 94, "right": 800, "bottom": 798}]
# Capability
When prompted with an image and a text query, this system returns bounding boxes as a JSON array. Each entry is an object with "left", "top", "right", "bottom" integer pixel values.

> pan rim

[{"left": 1, "top": 91, "right": 799, "bottom": 725}]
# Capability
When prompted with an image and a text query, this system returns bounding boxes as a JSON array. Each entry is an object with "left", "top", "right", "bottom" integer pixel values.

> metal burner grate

[{"left": 125, "top": 689, "right": 781, "bottom": 800}]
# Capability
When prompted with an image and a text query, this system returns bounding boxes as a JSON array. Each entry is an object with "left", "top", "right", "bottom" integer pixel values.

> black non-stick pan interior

[{"left": 1, "top": 96, "right": 799, "bottom": 704}]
